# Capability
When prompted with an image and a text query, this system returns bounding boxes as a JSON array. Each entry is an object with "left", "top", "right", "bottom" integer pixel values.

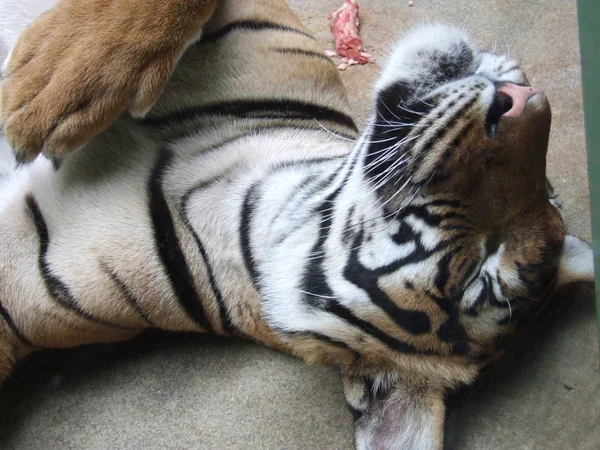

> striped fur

[{"left": 0, "top": 1, "right": 594, "bottom": 449}]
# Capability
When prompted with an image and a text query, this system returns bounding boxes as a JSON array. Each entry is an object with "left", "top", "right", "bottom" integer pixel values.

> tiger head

[
  {"left": 360, "top": 23, "right": 566, "bottom": 344},
  {"left": 299, "top": 24, "right": 594, "bottom": 449}
]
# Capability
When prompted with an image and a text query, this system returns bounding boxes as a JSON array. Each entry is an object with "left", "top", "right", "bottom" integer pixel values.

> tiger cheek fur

[{"left": 0, "top": 2, "right": 594, "bottom": 450}]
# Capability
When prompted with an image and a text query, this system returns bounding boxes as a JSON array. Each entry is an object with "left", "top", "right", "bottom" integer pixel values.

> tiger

[{"left": 0, "top": 0, "right": 594, "bottom": 448}]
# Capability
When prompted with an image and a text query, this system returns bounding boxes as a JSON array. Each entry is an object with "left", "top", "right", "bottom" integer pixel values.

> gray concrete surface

[{"left": 0, "top": 1, "right": 597, "bottom": 449}]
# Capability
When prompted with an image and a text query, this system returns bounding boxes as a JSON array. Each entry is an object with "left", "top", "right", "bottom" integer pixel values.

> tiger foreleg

[
  {"left": 343, "top": 375, "right": 445, "bottom": 450},
  {"left": 0, "top": 0, "right": 218, "bottom": 163}
]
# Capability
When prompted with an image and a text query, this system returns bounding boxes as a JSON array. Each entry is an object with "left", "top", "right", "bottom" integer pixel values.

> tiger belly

[
  {"left": 0, "top": 116, "right": 354, "bottom": 353},
  {"left": 0, "top": 125, "right": 171, "bottom": 348}
]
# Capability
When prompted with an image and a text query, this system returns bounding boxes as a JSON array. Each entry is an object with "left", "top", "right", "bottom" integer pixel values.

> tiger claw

[
  {"left": 12, "top": 147, "right": 30, "bottom": 167},
  {"left": 50, "top": 156, "right": 62, "bottom": 171}
]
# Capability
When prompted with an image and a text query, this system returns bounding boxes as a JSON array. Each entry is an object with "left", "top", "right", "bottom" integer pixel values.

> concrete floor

[{"left": 0, "top": 1, "right": 597, "bottom": 449}]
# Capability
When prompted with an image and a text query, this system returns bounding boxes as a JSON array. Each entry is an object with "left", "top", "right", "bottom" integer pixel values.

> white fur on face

[{"left": 375, "top": 24, "right": 478, "bottom": 94}]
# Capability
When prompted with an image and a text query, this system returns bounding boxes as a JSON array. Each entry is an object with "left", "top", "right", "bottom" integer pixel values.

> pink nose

[{"left": 497, "top": 83, "right": 544, "bottom": 117}]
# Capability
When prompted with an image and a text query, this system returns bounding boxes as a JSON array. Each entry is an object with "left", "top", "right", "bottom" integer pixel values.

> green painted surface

[{"left": 577, "top": 0, "right": 600, "bottom": 344}]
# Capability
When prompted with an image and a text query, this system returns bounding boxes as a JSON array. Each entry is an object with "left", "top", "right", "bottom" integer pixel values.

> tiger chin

[{"left": 0, "top": 1, "right": 594, "bottom": 449}]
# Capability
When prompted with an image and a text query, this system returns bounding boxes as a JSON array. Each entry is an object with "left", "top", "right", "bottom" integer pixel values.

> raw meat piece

[{"left": 328, "top": 0, "right": 372, "bottom": 64}]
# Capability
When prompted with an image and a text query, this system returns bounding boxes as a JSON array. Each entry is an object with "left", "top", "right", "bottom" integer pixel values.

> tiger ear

[
  {"left": 556, "top": 235, "right": 595, "bottom": 288},
  {"left": 342, "top": 375, "right": 445, "bottom": 450}
]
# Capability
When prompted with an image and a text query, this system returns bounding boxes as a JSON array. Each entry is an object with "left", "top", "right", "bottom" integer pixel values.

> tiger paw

[{"left": 0, "top": 0, "right": 216, "bottom": 164}]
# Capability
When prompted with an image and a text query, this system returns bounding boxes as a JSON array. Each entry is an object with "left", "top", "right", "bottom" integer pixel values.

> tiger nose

[{"left": 497, "top": 83, "right": 544, "bottom": 117}]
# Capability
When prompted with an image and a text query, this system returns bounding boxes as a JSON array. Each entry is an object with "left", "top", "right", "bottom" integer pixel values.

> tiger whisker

[
  {"left": 312, "top": 120, "right": 358, "bottom": 142},
  {"left": 298, "top": 289, "right": 337, "bottom": 300},
  {"left": 391, "top": 101, "right": 427, "bottom": 118},
  {"left": 381, "top": 101, "right": 425, "bottom": 124},
  {"left": 312, "top": 119, "right": 417, "bottom": 148}
]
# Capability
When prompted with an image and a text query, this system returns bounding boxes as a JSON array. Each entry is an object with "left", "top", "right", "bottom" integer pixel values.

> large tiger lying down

[{"left": 0, "top": 0, "right": 594, "bottom": 448}]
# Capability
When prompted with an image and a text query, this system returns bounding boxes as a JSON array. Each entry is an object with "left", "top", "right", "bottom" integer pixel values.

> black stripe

[
  {"left": 343, "top": 229, "right": 431, "bottom": 335},
  {"left": 434, "top": 246, "right": 462, "bottom": 297},
  {"left": 271, "top": 47, "right": 334, "bottom": 65},
  {"left": 301, "top": 185, "right": 344, "bottom": 308},
  {"left": 103, "top": 266, "right": 155, "bottom": 327},
  {"left": 437, "top": 318, "right": 469, "bottom": 355},
  {"left": 148, "top": 151, "right": 213, "bottom": 332},
  {"left": 247, "top": 158, "right": 350, "bottom": 279},
  {"left": 373, "top": 234, "right": 462, "bottom": 278},
  {"left": 26, "top": 195, "right": 135, "bottom": 331},
  {"left": 240, "top": 183, "right": 261, "bottom": 288},
  {"left": 187, "top": 224, "right": 236, "bottom": 335},
  {"left": 298, "top": 153, "right": 357, "bottom": 305},
  {"left": 141, "top": 99, "right": 358, "bottom": 133},
  {"left": 484, "top": 273, "right": 507, "bottom": 309},
  {"left": 372, "top": 207, "right": 454, "bottom": 277},
  {"left": 409, "top": 96, "right": 479, "bottom": 181},
  {"left": 283, "top": 329, "right": 360, "bottom": 358},
  {"left": 181, "top": 190, "right": 237, "bottom": 335},
  {"left": 202, "top": 20, "right": 315, "bottom": 43},
  {"left": 466, "top": 277, "right": 489, "bottom": 315},
  {"left": 457, "top": 259, "right": 479, "bottom": 290},
  {"left": 424, "top": 290, "right": 469, "bottom": 356},
  {"left": 427, "top": 123, "right": 475, "bottom": 186},
  {"left": 324, "top": 300, "right": 418, "bottom": 354},
  {"left": 295, "top": 158, "right": 423, "bottom": 352},
  {"left": 390, "top": 204, "right": 469, "bottom": 232},
  {"left": 497, "top": 65, "right": 520, "bottom": 77},
  {"left": 348, "top": 404, "right": 365, "bottom": 421},
  {"left": 341, "top": 205, "right": 358, "bottom": 247},
  {"left": 0, "top": 299, "right": 35, "bottom": 347}
]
